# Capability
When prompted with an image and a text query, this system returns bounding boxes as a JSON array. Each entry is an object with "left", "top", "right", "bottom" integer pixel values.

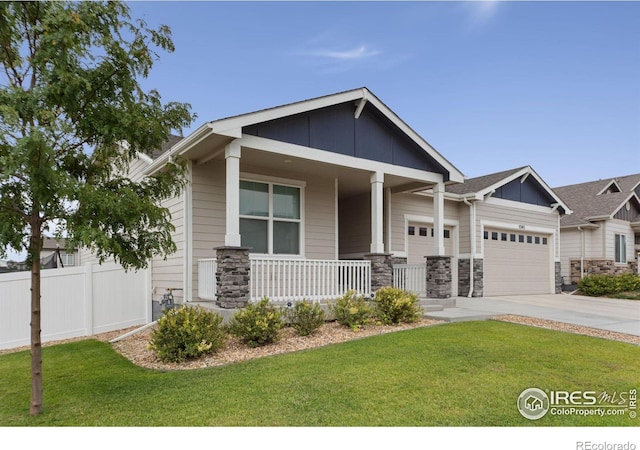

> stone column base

[
  {"left": 426, "top": 255, "right": 452, "bottom": 299},
  {"left": 364, "top": 253, "right": 393, "bottom": 293},
  {"left": 215, "top": 246, "right": 251, "bottom": 309},
  {"left": 458, "top": 258, "right": 483, "bottom": 297}
]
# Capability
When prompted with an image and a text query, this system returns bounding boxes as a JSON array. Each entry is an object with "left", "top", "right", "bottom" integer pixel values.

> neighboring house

[
  {"left": 79, "top": 87, "right": 570, "bottom": 310},
  {"left": 554, "top": 174, "right": 640, "bottom": 284},
  {"left": 40, "top": 237, "right": 78, "bottom": 268}
]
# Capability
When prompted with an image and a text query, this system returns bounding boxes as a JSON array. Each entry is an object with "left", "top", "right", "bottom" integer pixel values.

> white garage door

[
  {"left": 407, "top": 222, "right": 454, "bottom": 264},
  {"left": 483, "top": 229, "right": 552, "bottom": 296}
]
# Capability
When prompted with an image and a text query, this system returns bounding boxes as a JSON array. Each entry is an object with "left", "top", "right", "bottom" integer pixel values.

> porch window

[
  {"left": 240, "top": 180, "right": 301, "bottom": 255},
  {"left": 615, "top": 234, "right": 627, "bottom": 263}
]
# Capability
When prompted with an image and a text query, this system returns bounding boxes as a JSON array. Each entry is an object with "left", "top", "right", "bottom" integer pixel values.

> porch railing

[
  {"left": 197, "top": 258, "right": 217, "bottom": 300},
  {"left": 197, "top": 257, "right": 372, "bottom": 303},
  {"left": 393, "top": 263, "right": 426, "bottom": 297},
  {"left": 250, "top": 257, "right": 371, "bottom": 302}
]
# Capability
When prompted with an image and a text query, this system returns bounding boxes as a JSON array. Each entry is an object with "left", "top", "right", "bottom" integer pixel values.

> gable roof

[
  {"left": 554, "top": 173, "right": 640, "bottom": 228},
  {"left": 146, "top": 87, "right": 465, "bottom": 183},
  {"left": 446, "top": 166, "right": 571, "bottom": 212}
]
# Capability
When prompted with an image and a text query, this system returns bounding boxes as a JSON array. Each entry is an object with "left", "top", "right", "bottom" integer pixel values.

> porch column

[
  {"left": 370, "top": 171, "right": 385, "bottom": 254},
  {"left": 433, "top": 181, "right": 445, "bottom": 256},
  {"left": 225, "top": 140, "right": 241, "bottom": 247}
]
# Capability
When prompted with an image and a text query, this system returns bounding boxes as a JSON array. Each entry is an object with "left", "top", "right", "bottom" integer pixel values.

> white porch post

[
  {"left": 370, "top": 171, "right": 385, "bottom": 254},
  {"left": 433, "top": 181, "right": 445, "bottom": 256},
  {"left": 225, "top": 140, "right": 242, "bottom": 247}
]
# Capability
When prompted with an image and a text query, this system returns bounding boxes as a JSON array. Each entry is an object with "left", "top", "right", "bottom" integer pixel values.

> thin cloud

[
  {"left": 307, "top": 45, "right": 380, "bottom": 61},
  {"left": 465, "top": 1, "right": 501, "bottom": 29}
]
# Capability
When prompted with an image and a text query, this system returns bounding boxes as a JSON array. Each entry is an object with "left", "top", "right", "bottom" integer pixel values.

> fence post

[{"left": 84, "top": 263, "right": 94, "bottom": 336}]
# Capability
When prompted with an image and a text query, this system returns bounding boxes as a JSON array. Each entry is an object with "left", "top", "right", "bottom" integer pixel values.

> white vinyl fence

[{"left": 0, "top": 263, "right": 150, "bottom": 350}]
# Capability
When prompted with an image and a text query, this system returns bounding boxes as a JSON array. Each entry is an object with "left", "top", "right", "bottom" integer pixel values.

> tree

[{"left": 0, "top": 1, "right": 194, "bottom": 415}]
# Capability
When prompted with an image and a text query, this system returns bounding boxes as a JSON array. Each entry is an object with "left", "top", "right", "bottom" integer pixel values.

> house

[
  {"left": 554, "top": 174, "right": 640, "bottom": 284},
  {"left": 78, "top": 87, "right": 570, "bottom": 312},
  {"left": 40, "top": 237, "right": 78, "bottom": 268}
]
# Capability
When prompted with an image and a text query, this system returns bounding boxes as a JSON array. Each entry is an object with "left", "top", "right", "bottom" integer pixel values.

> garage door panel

[{"left": 484, "top": 228, "right": 551, "bottom": 296}]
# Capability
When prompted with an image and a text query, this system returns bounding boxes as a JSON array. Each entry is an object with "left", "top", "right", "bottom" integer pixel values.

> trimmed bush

[
  {"left": 149, "top": 305, "right": 227, "bottom": 363},
  {"left": 228, "top": 297, "right": 284, "bottom": 347},
  {"left": 330, "top": 290, "right": 373, "bottom": 331},
  {"left": 578, "top": 273, "right": 640, "bottom": 297},
  {"left": 374, "top": 286, "right": 421, "bottom": 325},
  {"left": 286, "top": 300, "right": 326, "bottom": 336}
]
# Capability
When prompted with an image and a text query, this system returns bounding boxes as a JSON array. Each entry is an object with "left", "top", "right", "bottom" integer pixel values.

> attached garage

[{"left": 483, "top": 228, "right": 553, "bottom": 296}]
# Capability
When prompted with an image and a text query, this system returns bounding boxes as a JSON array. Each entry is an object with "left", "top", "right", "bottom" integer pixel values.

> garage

[
  {"left": 483, "top": 228, "right": 553, "bottom": 296},
  {"left": 406, "top": 221, "right": 455, "bottom": 264}
]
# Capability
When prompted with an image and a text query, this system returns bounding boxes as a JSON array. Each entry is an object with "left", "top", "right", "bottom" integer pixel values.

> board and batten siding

[
  {"left": 151, "top": 191, "right": 185, "bottom": 302},
  {"left": 190, "top": 160, "right": 337, "bottom": 301}
]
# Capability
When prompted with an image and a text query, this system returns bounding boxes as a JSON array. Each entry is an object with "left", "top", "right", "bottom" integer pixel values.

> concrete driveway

[{"left": 426, "top": 293, "right": 640, "bottom": 336}]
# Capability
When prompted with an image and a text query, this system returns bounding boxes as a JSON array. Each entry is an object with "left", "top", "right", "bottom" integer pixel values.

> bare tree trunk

[{"left": 29, "top": 227, "right": 43, "bottom": 416}]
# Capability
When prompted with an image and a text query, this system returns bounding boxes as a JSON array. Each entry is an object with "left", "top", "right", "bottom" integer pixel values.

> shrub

[
  {"left": 149, "top": 305, "right": 227, "bottom": 363},
  {"left": 228, "top": 298, "right": 284, "bottom": 347},
  {"left": 330, "top": 291, "right": 373, "bottom": 331},
  {"left": 286, "top": 300, "right": 326, "bottom": 336},
  {"left": 578, "top": 273, "right": 640, "bottom": 297},
  {"left": 373, "top": 286, "right": 422, "bottom": 325}
]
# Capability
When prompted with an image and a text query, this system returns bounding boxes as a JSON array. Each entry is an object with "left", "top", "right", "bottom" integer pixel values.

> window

[
  {"left": 510, "top": 234, "right": 516, "bottom": 242},
  {"left": 535, "top": 236, "right": 540, "bottom": 245},
  {"left": 408, "top": 226, "right": 415, "bottom": 236},
  {"left": 527, "top": 236, "right": 533, "bottom": 244},
  {"left": 491, "top": 232, "right": 498, "bottom": 240},
  {"left": 444, "top": 229, "right": 451, "bottom": 239},
  {"left": 542, "top": 237, "right": 548, "bottom": 245},
  {"left": 519, "top": 235, "right": 525, "bottom": 243},
  {"left": 501, "top": 233, "right": 507, "bottom": 241},
  {"left": 419, "top": 227, "right": 428, "bottom": 237},
  {"left": 615, "top": 234, "right": 627, "bottom": 263},
  {"left": 240, "top": 180, "right": 301, "bottom": 254},
  {"left": 60, "top": 253, "right": 75, "bottom": 266},
  {"left": 635, "top": 233, "right": 640, "bottom": 246},
  {"left": 484, "top": 231, "right": 489, "bottom": 240}
]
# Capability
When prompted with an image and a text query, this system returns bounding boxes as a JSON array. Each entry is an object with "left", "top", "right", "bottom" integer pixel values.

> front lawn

[{"left": 0, "top": 321, "right": 638, "bottom": 426}]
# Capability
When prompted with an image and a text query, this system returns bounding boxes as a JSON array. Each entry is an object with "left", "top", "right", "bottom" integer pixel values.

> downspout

[
  {"left": 578, "top": 226, "right": 585, "bottom": 280},
  {"left": 463, "top": 196, "right": 476, "bottom": 297}
]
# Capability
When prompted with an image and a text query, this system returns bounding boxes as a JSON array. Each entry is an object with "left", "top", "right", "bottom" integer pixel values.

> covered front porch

[{"left": 150, "top": 89, "right": 464, "bottom": 307}]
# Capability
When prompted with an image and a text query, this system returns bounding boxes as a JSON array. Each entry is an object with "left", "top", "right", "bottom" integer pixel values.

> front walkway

[{"left": 424, "top": 294, "right": 640, "bottom": 337}]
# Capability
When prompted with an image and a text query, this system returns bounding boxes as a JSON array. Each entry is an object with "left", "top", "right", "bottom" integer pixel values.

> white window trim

[
  {"left": 239, "top": 174, "right": 306, "bottom": 258},
  {"left": 614, "top": 233, "right": 627, "bottom": 264}
]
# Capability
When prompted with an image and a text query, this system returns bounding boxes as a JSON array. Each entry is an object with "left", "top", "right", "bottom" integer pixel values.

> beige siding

[
  {"left": 191, "top": 161, "right": 337, "bottom": 300},
  {"left": 605, "top": 220, "right": 635, "bottom": 263},
  {"left": 389, "top": 193, "right": 459, "bottom": 256},
  {"left": 560, "top": 229, "right": 583, "bottom": 279},
  {"left": 151, "top": 191, "right": 185, "bottom": 303}
]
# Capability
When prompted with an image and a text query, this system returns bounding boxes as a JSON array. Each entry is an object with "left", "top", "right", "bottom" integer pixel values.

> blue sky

[{"left": 128, "top": 0, "right": 640, "bottom": 189}]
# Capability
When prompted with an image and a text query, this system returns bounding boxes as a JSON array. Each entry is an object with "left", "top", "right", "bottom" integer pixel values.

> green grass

[
  {"left": 609, "top": 291, "right": 640, "bottom": 300},
  {"left": 1, "top": 321, "right": 638, "bottom": 426}
]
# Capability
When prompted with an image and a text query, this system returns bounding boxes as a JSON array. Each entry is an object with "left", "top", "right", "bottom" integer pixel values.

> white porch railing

[
  {"left": 393, "top": 263, "right": 426, "bottom": 297},
  {"left": 197, "top": 257, "right": 372, "bottom": 303},
  {"left": 250, "top": 258, "right": 371, "bottom": 302},
  {"left": 198, "top": 258, "right": 217, "bottom": 300}
]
